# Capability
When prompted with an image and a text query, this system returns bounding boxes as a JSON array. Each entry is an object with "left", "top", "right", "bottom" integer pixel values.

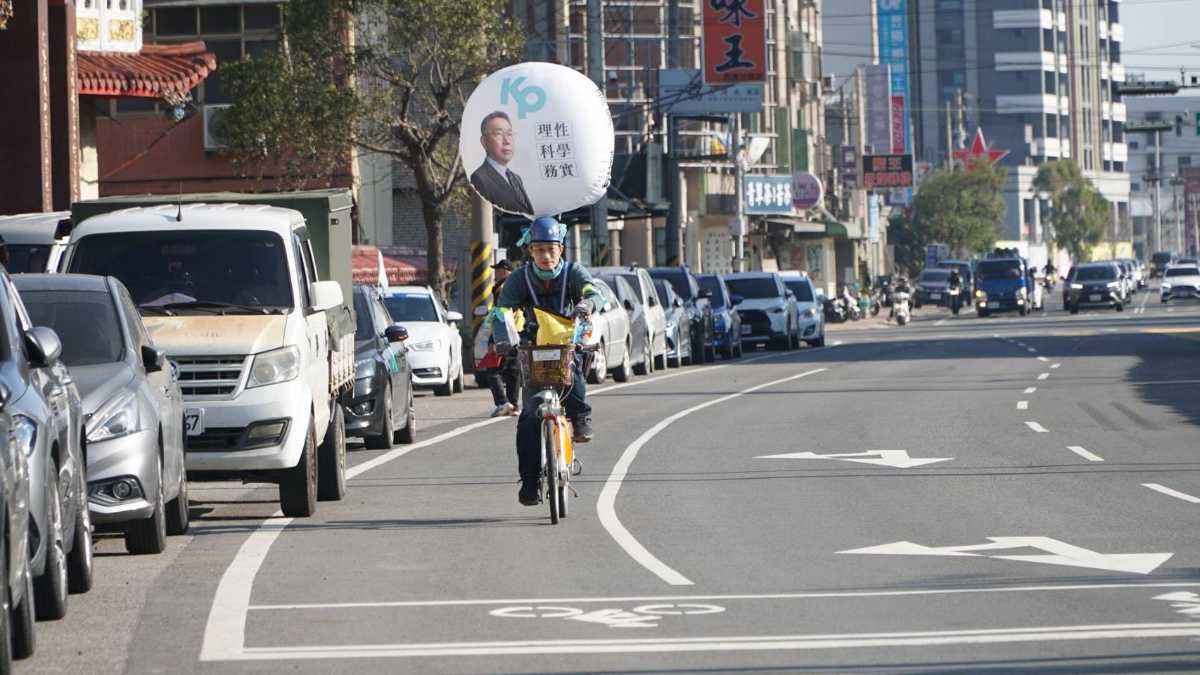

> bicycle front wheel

[{"left": 542, "top": 419, "right": 559, "bottom": 524}]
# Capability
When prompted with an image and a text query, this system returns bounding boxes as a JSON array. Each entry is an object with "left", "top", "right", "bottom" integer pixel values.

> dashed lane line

[
  {"left": 1024, "top": 387, "right": 1037, "bottom": 394},
  {"left": 1142, "top": 483, "right": 1200, "bottom": 504},
  {"left": 1016, "top": 401, "right": 1029, "bottom": 410},
  {"left": 1067, "top": 446, "right": 1105, "bottom": 463},
  {"left": 1037, "top": 356, "right": 1049, "bottom": 362},
  {"left": 1037, "top": 373, "right": 1050, "bottom": 380},
  {"left": 1025, "top": 421, "right": 1049, "bottom": 433},
  {"left": 1051, "top": 363, "right": 1061, "bottom": 369}
]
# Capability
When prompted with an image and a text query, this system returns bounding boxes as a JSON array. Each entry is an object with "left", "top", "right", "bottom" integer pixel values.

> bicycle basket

[{"left": 518, "top": 344, "right": 576, "bottom": 388}]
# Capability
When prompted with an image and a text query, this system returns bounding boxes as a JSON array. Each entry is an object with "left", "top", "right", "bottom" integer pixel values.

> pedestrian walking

[{"left": 482, "top": 260, "right": 521, "bottom": 417}]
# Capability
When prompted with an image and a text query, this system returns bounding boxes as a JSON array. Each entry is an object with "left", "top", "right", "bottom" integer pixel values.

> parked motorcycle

[
  {"left": 893, "top": 290, "right": 912, "bottom": 326},
  {"left": 823, "top": 297, "right": 847, "bottom": 323}
]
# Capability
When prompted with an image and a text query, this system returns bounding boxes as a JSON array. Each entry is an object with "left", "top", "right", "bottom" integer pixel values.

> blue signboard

[
  {"left": 876, "top": 0, "right": 911, "bottom": 154},
  {"left": 743, "top": 175, "right": 794, "bottom": 215}
]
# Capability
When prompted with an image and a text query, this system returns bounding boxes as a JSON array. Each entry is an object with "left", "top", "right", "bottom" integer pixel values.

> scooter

[
  {"left": 948, "top": 286, "right": 962, "bottom": 316},
  {"left": 893, "top": 290, "right": 912, "bottom": 326}
]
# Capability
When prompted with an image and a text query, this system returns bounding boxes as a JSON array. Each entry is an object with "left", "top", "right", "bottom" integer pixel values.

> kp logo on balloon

[{"left": 500, "top": 77, "right": 546, "bottom": 119}]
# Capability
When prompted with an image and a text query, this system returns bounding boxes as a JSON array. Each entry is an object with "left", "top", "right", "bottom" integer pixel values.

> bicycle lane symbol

[{"left": 489, "top": 603, "right": 726, "bottom": 629}]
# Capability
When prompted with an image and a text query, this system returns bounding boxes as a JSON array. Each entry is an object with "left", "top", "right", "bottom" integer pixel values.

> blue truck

[{"left": 974, "top": 256, "right": 1032, "bottom": 317}]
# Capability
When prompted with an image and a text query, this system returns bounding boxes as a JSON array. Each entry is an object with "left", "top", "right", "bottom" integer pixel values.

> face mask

[{"left": 532, "top": 260, "right": 564, "bottom": 281}]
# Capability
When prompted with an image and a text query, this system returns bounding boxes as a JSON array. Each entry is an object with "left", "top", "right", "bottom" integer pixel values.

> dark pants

[
  {"left": 487, "top": 359, "right": 519, "bottom": 407},
  {"left": 515, "top": 360, "right": 589, "bottom": 485}
]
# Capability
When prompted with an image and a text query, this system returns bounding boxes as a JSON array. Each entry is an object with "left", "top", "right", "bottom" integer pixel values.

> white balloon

[{"left": 460, "top": 62, "right": 614, "bottom": 218}]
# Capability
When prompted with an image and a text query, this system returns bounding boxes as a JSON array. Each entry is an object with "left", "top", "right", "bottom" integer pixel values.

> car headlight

[
  {"left": 974, "top": 289, "right": 985, "bottom": 299},
  {"left": 13, "top": 415, "right": 36, "bottom": 457},
  {"left": 1106, "top": 281, "right": 1120, "bottom": 289},
  {"left": 248, "top": 345, "right": 301, "bottom": 388},
  {"left": 1070, "top": 283, "right": 1083, "bottom": 290},
  {"left": 86, "top": 392, "right": 141, "bottom": 443},
  {"left": 408, "top": 339, "right": 442, "bottom": 352},
  {"left": 803, "top": 307, "right": 818, "bottom": 318},
  {"left": 355, "top": 357, "right": 377, "bottom": 378}
]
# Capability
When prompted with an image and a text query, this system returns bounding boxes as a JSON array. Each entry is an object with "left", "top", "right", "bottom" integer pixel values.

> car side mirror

[
  {"left": 785, "top": 290, "right": 796, "bottom": 299},
  {"left": 473, "top": 305, "right": 489, "bottom": 317},
  {"left": 141, "top": 344, "right": 166, "bottom": 373},
  {"left": 673, "top": 297, "right": 683, "bottom": 308},
  {"left": 446, "top": 310, "right": 463, "bottom": 323},
  {"left": 384, "top": 324, "right": 408, "bottom": 343},
  {"left": 309, "top": 280, "right": 343, "bottom": 313},
  {"left": 731, "top": 295, "right": 744, "bottom": 306},
  {"left": 25, "top": 327, "right": 62, "bottom": 367},
  {"left": 623, "top": 299, "right": 635, "bottom": 312}
]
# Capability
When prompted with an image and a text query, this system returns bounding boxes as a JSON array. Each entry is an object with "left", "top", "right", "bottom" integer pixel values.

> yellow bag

[{"left": 533, "top": 307, "right": 575, "bottom": 345}]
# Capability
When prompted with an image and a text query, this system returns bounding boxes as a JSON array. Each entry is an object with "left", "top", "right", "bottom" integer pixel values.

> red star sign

[{"left": 953, "top": 129, "right": 1009, "bottom": 167}]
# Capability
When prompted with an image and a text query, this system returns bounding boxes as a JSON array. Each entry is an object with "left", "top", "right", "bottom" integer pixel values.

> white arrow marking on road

[
  {"left": 1154, "top": 592, "right": 1200, "bottom": 618},
  {"left": 756, "top": 450, "right": 953, "bottom": 469},
  {"left": 840, "top": 536, "right": 1173, "bottom": 575}
]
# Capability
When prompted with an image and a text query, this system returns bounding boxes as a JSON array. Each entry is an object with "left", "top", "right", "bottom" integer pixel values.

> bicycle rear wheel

[{"left": 542, "top": 419, "right": 559, "bottom": 524}]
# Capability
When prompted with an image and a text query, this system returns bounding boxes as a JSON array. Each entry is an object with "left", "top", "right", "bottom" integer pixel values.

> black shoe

[
  {"left": 518, "top": 482, "right": 540, "bottom": 506},
  {"left": 572, "top": 417, "right": 593, "bottom": 443}
]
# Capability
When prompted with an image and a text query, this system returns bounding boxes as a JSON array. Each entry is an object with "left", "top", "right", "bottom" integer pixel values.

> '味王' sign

[
  {"left": 703, "top": 0, "right": 767, "bottom": 85},
  {"left": 861, "top": 154, "right": 913, "bottom": 190}
]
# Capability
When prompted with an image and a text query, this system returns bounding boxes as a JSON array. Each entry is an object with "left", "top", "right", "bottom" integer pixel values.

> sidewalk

[{"left": 824, "top": 306, "right": 951, "bottom": 332}]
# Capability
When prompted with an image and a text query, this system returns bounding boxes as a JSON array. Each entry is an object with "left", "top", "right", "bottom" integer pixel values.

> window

[
  {"left": 243, "top": 4, "right": 280, "bottom": 30},
  {"left": 155, "top": 7, "right": 196, "bottom": 35},
  {"left": 382, "top": 293, "right": 439, "bottom": 322},
  {"left": 200, "top": 5, "right": 240, "bottom": 33},
  {"left": 292, "top": 234, "right": 311, "bottom": 309},
  {"left": 1180, "top": 156, "right": 1193, "bottom": 169},
  {"left": 20, "top": 290, "right": 125, "bottom": 366},
  {"left": 371, "top": 297, "right": 392, "bottom": 333}
]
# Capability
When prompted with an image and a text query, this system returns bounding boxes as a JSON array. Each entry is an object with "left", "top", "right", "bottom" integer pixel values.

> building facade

[
  {"left": 908, "top": 0, "right": 1130, "bottom": 261},
  {"left": 1125, "top": 97, "right": 1200, "bottom": 257}
]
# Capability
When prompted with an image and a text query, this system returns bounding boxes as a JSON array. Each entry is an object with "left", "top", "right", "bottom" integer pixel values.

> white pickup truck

[{"left": 62, "top": 203, "right": 355, "bottom": 517}]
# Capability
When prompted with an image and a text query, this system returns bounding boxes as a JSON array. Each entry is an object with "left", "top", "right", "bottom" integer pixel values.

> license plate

[
  {"left": 532, "top": 348, "right": 559, "bottom": 362},
  {"left": 930, "top": 293, "right": 941, "bottom": 300},
  {"left": 988, "top": 302, "right": 1000, "bottom": 309},
  {"left": 1090, "top": 294, "right": 1102, "bottom": 302},
  {"left": 740, "top": 325, "right": 752, "bottom": 334},
  {"left": 184, "top": 408, "right": 205, "bottom": 436}
]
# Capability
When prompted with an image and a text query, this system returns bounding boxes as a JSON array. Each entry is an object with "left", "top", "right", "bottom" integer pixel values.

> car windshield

[
  {"left": 725, "top": 277, "right": 780, "bottom": 299},
  {"left": 68, "top": 230, "right": 293, "bottom": 312},
  {"left": 920, "top": 270, "right": 950, "bottom": 282},
  {"left": 977, "top": 260, "right": 1022, "bottom": 280},
  {"left": 22, "top": 290, "right": 123, "bottom": 366},
  {"left": 783, "top": 280, "right": 814, "bottom": 302},
  {"left": 383, "top": 293, "right": 438, "bottom": 322},
  {"left": 616, "top": 274, "right": 644, "bottom": 302},
  {"left": 651, "top": 270, "right": 693, "bottom": 300},
  {"left": 653, "top": 279, "right": 674, "bottom": 307},
  {"left": 697, "top": 276, "right": 725, "bottom": 307},
  {"left": 1166, "top": 267, "right": 1199, "bottom": 277},
  {"left": 1076, "top": 266, "right": 1116, "bottom": 281},
  {"left": 6, "top": 244, "right": 52, "bottom": 274},
  {"left": 353, "top": 292, "right": 375, "bottom": 340}
]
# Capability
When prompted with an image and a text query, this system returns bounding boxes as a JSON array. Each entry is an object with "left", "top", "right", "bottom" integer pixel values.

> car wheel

[
  {"left": 66, "top": 485, "right": 93, "bottom": 593},
  {"left": 1115, "top": 302, "right": 1124, "bottom": 312},
  {"left": 613, "top": 340, "right": 632, "bottom": 382},
  {"left": 808, "top": 335, "right": 826, "bottom": 348},
  {"left": 366, "top": 387, "right": 396, "bottom": 450},
  {"left": 165, "top": 464, "right": 190, "bottom": 537},
  {"left": 125, "top": 457, "right": 167, "bottom": 556},
  {"left": 587, "top": 340, "right": 606, "bottom": 384},
  {"left": 0, "top": 527, "right": 11, "bottom": 671},
  {"left": 434, "top": 353, "right": 454, "bottom": 396},
  {"left": 317, "top": 404, "right": 347, "bottom": 502},
  {"left": 34, "top": 461, "right": 68, "bottom": 618},
  {"left": 654, "top": 347, "right": 666, "bottom": 371},
  {"left": 452, "top": 362, "right": 464, "bottom": 393},
  {"left": 396, "top": 385, "right": 416, "bottom": 445},
  {"left": 10, "top": 542, "right": 34, "bottom": 659},
  {"left": 279, "top": 422, "right": 318, "bottom": 518},
  {"left": 1069, "top": 304, "right": 1079, "bottom": 315},
  {"left": 633, "top": 335, "right": 652, "bottom": 376}
]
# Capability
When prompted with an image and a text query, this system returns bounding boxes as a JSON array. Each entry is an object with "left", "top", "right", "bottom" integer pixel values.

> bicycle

[{"left": 517, "top": 318, "right": 596, "bottom": 524}]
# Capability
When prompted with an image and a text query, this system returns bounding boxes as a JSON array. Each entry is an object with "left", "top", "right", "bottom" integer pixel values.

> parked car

[
  {"left": 696, "top": 274, "right": 743, "bottom": 360},
  {"left": 0, "top": 372, "right": 34, "bottom": 661},
  {"left": 780, "top": 274, "right": 825, "bottom": 347},
  {"left": 723, "top": 272, "right": 799, "bottom": 350},
  {"left": 1118, "top": 257, "right": 1146, "bottom": 290},
  {"left": 16, "top": 274, "right": 189, "bottom": 556},
  {"left": 587, "top": 279, "right": 633, "bottom": 383},
  {"left": 598, "top": 274, "right": 656, "bottom": 376},
  {"left": 0, "top": 212, "right": 71, "bottom": 274},
  {"left": 347, "top": 285, "right": 415, "bottom": 449},
  {"left": 648, "top": 267, "right": 716, "bottom": 363},
  {"left": 592, "top": 266, "right": 668, "bottom": 370},
  {"left": 1160, "top": 265, "right": 1200, "bottom": 304},
  {"left": 913, "top": 269, "right": 952, "bottom": 308},
  {"left": 652, "top": 279, "right": 694, "bottom": 366},
  {"left": 1066, "top": 262, "right": 1125, "bottom": 314},
  {"left": 381, "top": 286, "right": 464, "bottom": 397},
  {"left": 0, "top": 272, "right": 90, "bottom": 619}
]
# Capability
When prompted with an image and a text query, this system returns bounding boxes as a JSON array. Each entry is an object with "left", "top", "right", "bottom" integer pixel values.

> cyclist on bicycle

[{"left": 494, "top": 216, "right": 604, "bottom": 506}]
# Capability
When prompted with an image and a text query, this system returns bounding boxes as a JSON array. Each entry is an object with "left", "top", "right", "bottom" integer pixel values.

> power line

[{"left": 821, "top": 0, "right": 1194, "bottom": 24}]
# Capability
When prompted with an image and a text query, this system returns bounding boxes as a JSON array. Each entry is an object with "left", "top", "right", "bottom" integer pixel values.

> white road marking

[
  {"left": 1016, "top": 401, "right": 1028, "bottom": 410},
  {"left": 841, "top": 536, "right": 1173, "bottom": 575},
  {"left": 232, "top": 623, "right": 1200, "bottom": 659},
  {"left": 1037, "top": 356, "right": 1049, "bottom": 362},
  {"left": 489, "top": 603, "right": 726, "bottom": 629},
  {"left": 1142, "top": 483, "right": 1200, "bottom": 504},
  {"left": 756, "top": 449, "right": 952, "bottom": 469},
  {"left": 1067, "top": 446, "right": 1104, "bottom": 462},
  {"left": 1024, "top": 387, "right": 1037, "bottom": 394},
  {"left": 1155, "top": 592, "right": 1200, "bottom": 618},
  {"left": 1027, "top": 348, "right": 1037, "bottom": 353},
  {"left": 248, "top": 581, "right": 1200, "bottom": 611},
  {"left": 935, "top": 319, "right": 946, "bottom": 326},
  {"left": 1025, "top": 421, "right": 1049, "bottom": 433},
  {"left": 832, "top": 340, "right": 844, "bottom": 346},
  {"left": 1050, "top": 363, "right": 1061, "bottom": 369},
  {"left": 599, "top": 367, "right": 828, "bottom": 586},
  {"left": 1037, "top": 373, "right": 1050, "bottom": 380}
]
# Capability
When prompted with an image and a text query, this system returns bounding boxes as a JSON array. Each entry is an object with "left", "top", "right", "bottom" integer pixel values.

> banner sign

[
  {"left": 743, "top": 175, "right": 794, "bottom": 214},
  {"left": 877, "top": 0, "right": 911, "bottom": 153},
  {"left": 1184, "top": 168, "right": 1200, "bottom": 256},
  {"left": 659, "top": 69, "right": 763, "bottom": 114},
  {"left": 703, "top": 0, "right": 767, "bottom": 84},
  {"left": 862, "top": 154, "right": 914, "bottom": 190},
  {"left": 864, "top": 64, "right": 892, "bottom": 154}
]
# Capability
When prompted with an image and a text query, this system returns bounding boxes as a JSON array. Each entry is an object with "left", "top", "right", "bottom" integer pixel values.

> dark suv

[
  {"left": 1066, "top": 262, "right": 1125, "bottom": 314},
  {"left": 648, "top": 267, "right": 716, "bottom": 363},
  {"left": 696, "top": 274, "right": 743, "bottom": 359}
]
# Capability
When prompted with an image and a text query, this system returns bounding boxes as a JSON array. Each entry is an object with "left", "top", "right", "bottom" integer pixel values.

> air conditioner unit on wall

[{"left": 203, "top": 104, "right": 232, "bottom": 151}]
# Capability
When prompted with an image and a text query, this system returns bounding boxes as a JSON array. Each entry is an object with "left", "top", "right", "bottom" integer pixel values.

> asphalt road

[{"left": 20, "top": 286, "right": 1200, "bottom": 674}]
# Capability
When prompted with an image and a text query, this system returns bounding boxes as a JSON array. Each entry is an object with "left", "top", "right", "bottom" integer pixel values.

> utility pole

[
  {"left": 944, "top": 100, "right": 953, "bottom": 170},
  {"left": 586, "top": 0, "right": 609, "bottom": 265},
  {"left": 955, "top": 89, "right": 966, "bottom": 149},
  {"left": 468, "top": 194, "right": 495, "bottom": 337},
  {"left": 664, "top": 0, "right": 681, "bottom": 265},
  {"left": 1171, "top": 174, "right": 1185, "bottom": 253},
  {"left": 1126, "top": 120, "right": 1173, "bottom": 253},
  {"left": 733, "top": 114, "right": 746, "bottom": 272}
]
